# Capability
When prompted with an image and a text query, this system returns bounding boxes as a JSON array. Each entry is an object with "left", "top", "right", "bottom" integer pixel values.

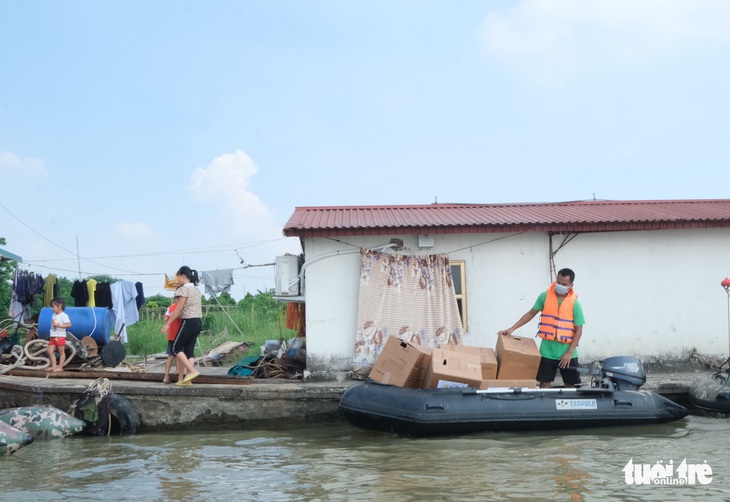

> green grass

[{"left": 125, "top": 306, "right": 298, "bottom": 363}]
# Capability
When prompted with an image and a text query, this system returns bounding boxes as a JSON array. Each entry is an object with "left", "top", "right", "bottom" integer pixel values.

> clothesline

[
  {"left": 163, "top": 263, "right": 274, "bottom": 292},
  {"left": 15, "top": 261, "right": 275, "bottom": 279},
  {"left": 9, "top": 272, "right": 144, "bottom": 344}
]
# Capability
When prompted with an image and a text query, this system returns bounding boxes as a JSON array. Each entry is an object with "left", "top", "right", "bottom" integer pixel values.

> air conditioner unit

[{"left": 275, "top": 255, "right": 300, "bottom": 296}]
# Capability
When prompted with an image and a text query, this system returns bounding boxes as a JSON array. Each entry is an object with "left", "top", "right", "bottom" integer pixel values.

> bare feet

[{"left": 52, "top": 367, "right": 62, "bottom": 373}]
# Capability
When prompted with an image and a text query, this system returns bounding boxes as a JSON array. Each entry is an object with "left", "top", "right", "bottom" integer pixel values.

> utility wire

[
  {"left": 3, "top": 200, "right": 290, "bottom": 275},
  {"left": 22, "top": 238, "right": 288, "bottom": 263},
  {"left": 0, "top": 200, "right": 142, "bottom": 274},
  {"left": 0, "top": 201, "right": 77, "bottom": 257}
]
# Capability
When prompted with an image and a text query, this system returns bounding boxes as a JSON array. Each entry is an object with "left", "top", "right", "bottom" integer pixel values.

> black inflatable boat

[
  {"left": 339, "top": 356, "right": 689, "bottom": 436},
  {"left": 688, "top": 366, "right": 730, "bottom": 414}
]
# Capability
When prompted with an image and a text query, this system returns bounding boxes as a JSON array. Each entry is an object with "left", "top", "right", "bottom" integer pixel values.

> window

[{"left": 450, "top": 260, "right": 467, "bottom": 331}]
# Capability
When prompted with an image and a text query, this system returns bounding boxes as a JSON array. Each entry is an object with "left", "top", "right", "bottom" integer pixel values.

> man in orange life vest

[{"left": 497, "top": 268, "right": 585, "bottom": 389}]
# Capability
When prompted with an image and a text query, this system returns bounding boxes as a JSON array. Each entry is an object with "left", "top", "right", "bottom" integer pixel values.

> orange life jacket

[{"left": 537, "top": 283, "right": 577, "bottom": 344}]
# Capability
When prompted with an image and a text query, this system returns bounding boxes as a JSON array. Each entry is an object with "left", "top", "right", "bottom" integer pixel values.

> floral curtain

[{"left": 352, "top": 249, "right": 464, "bottom": 378}]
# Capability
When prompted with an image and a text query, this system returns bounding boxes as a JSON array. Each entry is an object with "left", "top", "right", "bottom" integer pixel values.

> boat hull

[
  {"left": 0, "top": 405, "right": 85, "bottom": 439},
  {"left": 339, "top": 381, "right": 689, "bottom": 436},
  {"left": 688, "top": 372, "right": 730, "bottom": 414},
  {"left": 0, "top": 421, "right": 33, "bottom": 455}
]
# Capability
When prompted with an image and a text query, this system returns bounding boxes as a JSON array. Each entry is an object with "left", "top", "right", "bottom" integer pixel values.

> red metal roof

[{"left": 283, "top": 199, "right": 730, "bottom": 238}]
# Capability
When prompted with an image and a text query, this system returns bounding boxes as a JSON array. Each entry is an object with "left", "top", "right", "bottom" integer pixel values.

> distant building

[{"left": 282, "top": 199, "right": 730, "bottom": 380}]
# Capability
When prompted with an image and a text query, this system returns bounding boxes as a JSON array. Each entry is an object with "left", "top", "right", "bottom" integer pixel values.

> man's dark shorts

[{"left": 537, "top": 357, "right": 581, "bottom": 385}]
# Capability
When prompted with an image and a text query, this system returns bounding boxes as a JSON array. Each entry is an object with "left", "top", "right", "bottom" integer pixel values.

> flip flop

[
  {"left": 175, "top": 380, "right": 192, "bottom": 386},
  {"left": 181, "top": 371, "right": 200, "bottom": 384}
]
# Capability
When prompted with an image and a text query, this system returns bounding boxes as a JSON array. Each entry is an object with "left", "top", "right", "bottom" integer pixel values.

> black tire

[{"left": 107, "top": 394, "right": 140, "bottom": 435}]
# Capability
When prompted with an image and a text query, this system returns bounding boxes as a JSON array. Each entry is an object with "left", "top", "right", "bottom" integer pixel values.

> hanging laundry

[
  {"left": 11, "top": 269, "right": 44, "bottom": 307},
  {"left": 297, "top": 303, "right": 306, "bottom": 338},
  {"left": 109, "top": 280, "right": 139, "bottom": 343},
  {"left": 12, "top": 271, "right": 30, "bottom": 304},
  {"left": 9, "top": 269, "right": 44, "bottom": 323},
  {"left": 8, "top": 294, "right": 30, "bottom": 324},
  {"left": 135, "top": 282, "right": 145, "bottom": 309},
  {"left": 70, "top": 280, "right": 89, "bottom": 307},
  {"left": 94, "top": 282, "right": 113, "bottom": 309},
  {"left": 43, "top": 274, "right": 58, "bottom": 306},
  {"left": 286, "top": 302, "right": 300, "bottom": 330},
  {"left": 164, "top": 273, "right": 179, "bottom": 291},
  {"left": 201, "top": 269, "right": 235, "bottom": 296},
  {"left": 86, "top": 278, "right": 97, "bottom": 307}
]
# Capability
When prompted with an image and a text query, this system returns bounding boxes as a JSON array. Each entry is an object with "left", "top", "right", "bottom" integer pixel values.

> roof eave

[
  {"left": 282, "top": 220, "right": 730, "bottom": 238},
  {"left": 0, "top": 248, "right": 23, "bottom": 262}
]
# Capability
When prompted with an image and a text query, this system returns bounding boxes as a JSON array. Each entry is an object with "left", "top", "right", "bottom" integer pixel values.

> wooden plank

[{"left": 6, "top": 368, "right": 258, "bottom": 385}]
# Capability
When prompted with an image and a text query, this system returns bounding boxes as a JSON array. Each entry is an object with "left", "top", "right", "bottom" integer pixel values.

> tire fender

[{"left": 107, "top": 394, "right": 140, "bottom": 435}]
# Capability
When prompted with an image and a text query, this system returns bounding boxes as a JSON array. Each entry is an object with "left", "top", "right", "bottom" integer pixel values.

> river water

[{"left": 2, "top": 415, "right": 729, "bottom": 501}]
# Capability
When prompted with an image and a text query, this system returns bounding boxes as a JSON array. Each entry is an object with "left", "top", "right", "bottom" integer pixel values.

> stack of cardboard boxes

[{"left": 369, "top": 335, "right": 541, "bottom": 390}]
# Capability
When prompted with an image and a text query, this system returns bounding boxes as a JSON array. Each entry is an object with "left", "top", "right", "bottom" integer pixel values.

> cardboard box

[
  {"left": 369, "top": 336, "right": 432, "bottom": 388},
  {"left": 479, "top": 379, "right": 537, "bottom": 390},
  {"left": 495, "top": 335, "right": 541, "bottom": 380},
  {"left": 421, "top": 348, "right": 483, "bottom": 389},
  {"left": 439, "top": 344, "right": 498, "bottom": 380}
]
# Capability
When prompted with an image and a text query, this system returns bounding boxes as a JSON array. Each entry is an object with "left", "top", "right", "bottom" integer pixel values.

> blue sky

[{"left": 2, "top": 1, "right": 729, "bottom": 300}]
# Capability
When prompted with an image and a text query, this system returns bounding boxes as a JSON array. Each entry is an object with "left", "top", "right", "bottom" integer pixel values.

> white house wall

[
  {"left": 301, "top": 229, "right": 730, "bottom": 378},
  {"left": 300, "top": 237, "right": 368, "bottom": 378}
]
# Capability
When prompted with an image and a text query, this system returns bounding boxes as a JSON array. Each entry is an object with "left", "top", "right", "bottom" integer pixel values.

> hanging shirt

[
  {"left": 94, "top": 282, "right": 113, "bottom": 308},
  {"left": 86, "top": 278, "right": 97, "bottom": 307},
  {"left": 135, "top": 282, "right": 146, "bottom": 309},
  {"left": 201, "top": 269, "right": 235, "bottom": 296},
  {"left": 13, "top": 271, "right": 30, "bottom": 304},
  {"left": 71, "top": 280, "right": 89, "bottom": 307},
  {"left": 43, "top": 274, "right": 58, "bottom": 306},
  {"left": 109, "top": 280, "right": 139, "bottom": 343}
]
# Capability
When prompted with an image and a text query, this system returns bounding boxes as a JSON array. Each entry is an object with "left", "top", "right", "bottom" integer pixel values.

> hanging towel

[{"left": 286, "top": 302, "right": 300, "bottom": 330}]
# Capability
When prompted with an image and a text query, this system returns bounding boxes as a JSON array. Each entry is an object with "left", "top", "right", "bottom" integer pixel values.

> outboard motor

[{"left": 601, "top": 356, "right": 646, "bottom": 391}]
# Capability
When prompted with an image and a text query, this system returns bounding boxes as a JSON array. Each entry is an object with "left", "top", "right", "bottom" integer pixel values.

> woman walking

[{"left": 161, "top": 266, "right": 202, "bottom": 385}]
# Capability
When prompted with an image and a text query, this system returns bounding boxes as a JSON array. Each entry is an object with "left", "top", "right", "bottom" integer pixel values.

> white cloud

[
  {"left": 480, "top": 0, "right": 730, "bottom": 83},
  {"left": 188, "top": 149, "right": 277, "bottom": 236},
  {"left": 114, "top": 221, "right": 153, "bottom": 238},
  {"left": 0, "top": 151, "right": 47, "bottom": 174}
]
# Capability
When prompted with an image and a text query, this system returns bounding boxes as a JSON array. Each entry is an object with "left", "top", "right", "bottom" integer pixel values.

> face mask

[{"left": 555, "top": 283, "right": 570, "bottom": 295}]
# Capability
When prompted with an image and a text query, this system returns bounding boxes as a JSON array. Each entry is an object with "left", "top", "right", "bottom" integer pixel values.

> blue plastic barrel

[{"left": 38, "top": 307, "right": 111, "bottom": 345}]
